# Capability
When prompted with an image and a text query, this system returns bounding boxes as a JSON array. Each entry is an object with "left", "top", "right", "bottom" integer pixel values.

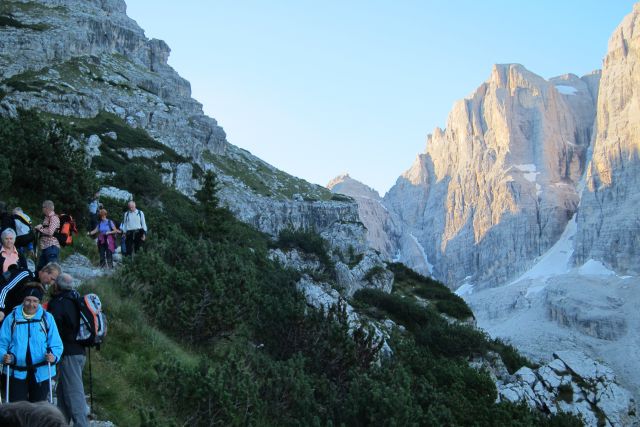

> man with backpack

[
  {"left": 47, "top": 273, "right": 89, "bottom": 427},
  {"left": 0, "top": 262, "right": 62, "bottom": 324},
  {"left": 121, "top": 200, "right": 147, "bottom": 257},
  {"left": 34, "top": 200, "right": 60, "bottom": 272}
]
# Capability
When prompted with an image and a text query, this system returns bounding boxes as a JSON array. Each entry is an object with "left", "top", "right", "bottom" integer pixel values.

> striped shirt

[
  {"left": 39, "top": 212, "right": 60, "bottom": 250},
  {"left": 0, "top": 269, "right": 31, "bottom": 310}
]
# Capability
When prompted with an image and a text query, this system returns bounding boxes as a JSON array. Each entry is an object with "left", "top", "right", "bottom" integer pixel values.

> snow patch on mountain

[{"left": 409, "top": 233, "right": 434, "bottom": 274}]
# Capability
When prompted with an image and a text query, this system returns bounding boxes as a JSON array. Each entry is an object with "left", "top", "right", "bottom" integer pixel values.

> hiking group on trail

[{"left": 0, "top": 195, "right": 141, "bottom": 425}]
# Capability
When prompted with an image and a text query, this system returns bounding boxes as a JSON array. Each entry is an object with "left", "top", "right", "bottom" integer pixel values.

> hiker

[
  {"left": 0, "top": 282, "right": 63, "bottom": 403},
  {"left": 13, "top": 207, "right": 35, "bottom": 256},
  {"left": 0, "top": 263, "right": 62, "bottom": 324},
  {"left": 0, "top": 401, "right": 68, "bottom": 427},
  {"left": 0, "top": 201, "right": 15, "bottom": 236},
  {"left": 48, "top": 273, "right": 89, "bottom": 427},
  {"left": 1, "top": 229, "right": 28, "bottom": 274},
  {"left": 87, "top": 192, "right": 100, "bottom": 232},
  {"left": 87, "top": 209, "right": 120, "bottom": 269},
  {"left": 121, "top": 200, "right": 147, "bottom": 256},
  {"left": 34, "top": 200, "right": 61, "bottom": 272}
]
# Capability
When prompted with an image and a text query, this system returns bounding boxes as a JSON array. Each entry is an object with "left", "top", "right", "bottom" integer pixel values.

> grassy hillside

[{"left": 0, "top": 110, "right": 582, "bottom": 426}]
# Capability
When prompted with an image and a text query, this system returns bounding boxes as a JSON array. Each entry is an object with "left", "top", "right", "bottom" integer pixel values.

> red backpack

[{"left": 54, "top": 214, "right": 78, "bottom": 247}]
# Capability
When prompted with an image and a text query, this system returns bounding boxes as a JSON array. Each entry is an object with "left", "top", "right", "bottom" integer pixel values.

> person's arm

[
  {"left": 38, "top": 215, "right": 60, "bottom": 236},
  {"left": 87, "top": 226, "right": 99, "bottom": 236},
  {"left": 0, "top": 270, "right": 30, "bottom": 312},
  {"left": 18, "top": 254, "right": 28, "bottom": 271},
  {"left": 46, "top": 312, "right": 64, "bottom": 363},
  {"left": 0, "top": 311, "right": 14, "bottom": 364},
  {"left": 138, "top": 211, "right": 147, "bottom": 233},
  {"left": 121, "top": 213, "right": 128, "bottom": 233}
]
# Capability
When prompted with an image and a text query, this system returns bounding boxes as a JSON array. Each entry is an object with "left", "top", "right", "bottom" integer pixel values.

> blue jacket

[{"left": 0, "top": 304, "right": 64, "bottom": 382}]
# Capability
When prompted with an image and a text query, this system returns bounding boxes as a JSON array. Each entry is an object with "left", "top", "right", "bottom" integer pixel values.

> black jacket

[
  {"left": 47, "top": 290, "right": 86, "bottom": 356},
  {"left": 0, "top": 267, "right": 33, "bottom": 317},
  {"left": 0, "top": 251, "right": 28, "bottom": 273}
]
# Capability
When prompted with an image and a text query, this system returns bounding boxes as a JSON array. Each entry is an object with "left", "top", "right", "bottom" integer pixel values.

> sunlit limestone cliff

[{"left": 383, "top": 64, "right": 598, "bottom": 286}]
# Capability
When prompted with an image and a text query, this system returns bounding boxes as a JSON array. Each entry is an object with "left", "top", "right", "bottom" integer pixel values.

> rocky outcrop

[
  {"left": 496, "top": 351, "right": 637, "bottom": 426},
  {"left": 0, "top": 0, "right": 363, "bottom": 246},
  {"left": 383, "top": 64, "right": 598, "bottom": 287},
  {"left": 465, "top": 269, "right": 640, "bottom": 408},
  {"left": 574, "top": 3, "right": 640, "bottom": 275},
  {"left": 0, "top": 0, "right": 227, "bottom": 158},
  {"left": 327, "top": 174, "right": 432, "bottom": 276},
  {"left": 296, "top": 275, "right": 393, "bottom": 358}
]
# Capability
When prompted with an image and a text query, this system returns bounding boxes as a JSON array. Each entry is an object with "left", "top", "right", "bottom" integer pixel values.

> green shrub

[
  {"left": 275, "top": 228, "right": 334, "bottom": 270},
  {"left": 389, "top": 262, "right": 474, "bottom": 320},
  {"left": 0, "top": 110, "right": 97, "bottom": 221}
]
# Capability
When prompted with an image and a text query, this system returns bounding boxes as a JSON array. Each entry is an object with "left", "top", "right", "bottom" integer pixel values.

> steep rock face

[
  {"left": 574, "top": 3, "right": 640, "bottom": 274},
  {"left": 0, "top": 0, "right": 227, "bottom": 160},
  {"left": 327, "top": 174, "right": 399, "bottom": 259},
  {"left": 384, "top": 64, "right": 598, "bottom": 287},
  {"left": 327, "top": 174, "right": 432, "bottom": 275},
  {"left": 0, "top": 0, "right": 362, "bottom": 245}
]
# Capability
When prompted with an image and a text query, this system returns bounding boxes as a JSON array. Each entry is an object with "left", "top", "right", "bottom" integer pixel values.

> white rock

[
  {"left": 85, "top": 134, "right": 102, "bottom": 158},
  {"left": 595, "top": 382, "right": 636, "bottom": 427},
  {"left": 514, "top": 366, "right": 537, "bottom": 387},
  {"left": 553, "top": 351, "right": 616, "bottom": 384},
  {"left": 538, "top": 365, "right": 563, "bottom": 389},
  {"left": 99, "top": 186, "right": 132, "bottom": 202}
]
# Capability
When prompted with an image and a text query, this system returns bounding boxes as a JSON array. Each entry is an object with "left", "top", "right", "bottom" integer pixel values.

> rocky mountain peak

[
  {"left": 327, "top": 173, "right": 381, "bottom": 200},
  {"left": 488, "top": 63, "right": 548, "bottom": 95},
  {"left": 381, "top": 61, "right": 599, "bottom": 286},
  {"left": 574, "top": 2, "right": 640, "bottom": 274}
]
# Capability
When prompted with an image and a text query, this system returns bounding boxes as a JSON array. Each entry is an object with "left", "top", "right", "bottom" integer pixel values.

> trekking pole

[
  {"left": 89, "top": 347, "right": 93, "bottom": 415},
  {"left": 0, "top": 363, "right": 3, "bottom": 404},
  {"left": 47, "top": 360, "right": 54, "bottom": 404},
  {"left": 5, "top": 364, "right": 10, "bottom": 403}
]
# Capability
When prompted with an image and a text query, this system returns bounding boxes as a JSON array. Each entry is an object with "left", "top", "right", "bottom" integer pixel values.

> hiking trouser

[
  {"left": 8, "top": 371, "right": 50, "bottom": 402},
  {"left": 37, "top": 245, "right": 60, "bottom": 271},
  {"left": 97, "top": 241, "right": 113, "bottom": 268},
  {"left": 57, "top": 354, "right": 89, "bottom": 427},
  {"left": 125, "top": 230, "right": 144, "bottom": 256}
]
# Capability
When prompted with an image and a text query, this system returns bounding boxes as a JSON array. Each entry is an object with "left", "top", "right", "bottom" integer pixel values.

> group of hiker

[
  {"left": 0, "top": 195, "right": 149, "bottom": 425},
  {"left": 87, "top": 194, "right": 148, "bottom": 267}
]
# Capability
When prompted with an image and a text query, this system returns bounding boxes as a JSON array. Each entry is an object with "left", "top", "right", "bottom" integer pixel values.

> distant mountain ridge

[{"left": 328, "top": 2, "right": 640, "bottom": 404}]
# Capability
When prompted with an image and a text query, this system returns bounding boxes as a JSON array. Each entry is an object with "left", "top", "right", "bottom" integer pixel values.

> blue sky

[{"left": 126, "top": 1, "right": 636, "bottom": 195}]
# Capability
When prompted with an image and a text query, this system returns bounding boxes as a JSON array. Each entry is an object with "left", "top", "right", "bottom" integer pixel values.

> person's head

[
  {"left": 1, "top": 228, "right": 16, "bottom": 249},
  {"left": 99, "top": 208, "right": 108, "bottom": 220},
  {"left": 0, "top": 400, "right": 67, "bottom": 427},
  {"left": 42, "top": 200, "right": 55, "bottom": 215},
  {"left": 94, "top": 191, "right": 100, "bottom": 199},
  {"left": 54, "top": 273, "right": 74, "bottom": 293},
  {"left": 22, "top": 283, "right": 44, "bottom": 315},
  {"left": 38, "top": 262, "right": 62, "bottom": 286},
  {"left": 128, "top": 200, "right": 136, "bottom": 212}
]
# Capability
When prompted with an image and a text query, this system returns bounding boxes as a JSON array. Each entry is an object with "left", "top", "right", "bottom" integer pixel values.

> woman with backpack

[
  {"left": 0, "top": 282, "right": 63, "bottom": 402},
  {"left": 87, "top": 209, "right": 120, "bottom": 269}
]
